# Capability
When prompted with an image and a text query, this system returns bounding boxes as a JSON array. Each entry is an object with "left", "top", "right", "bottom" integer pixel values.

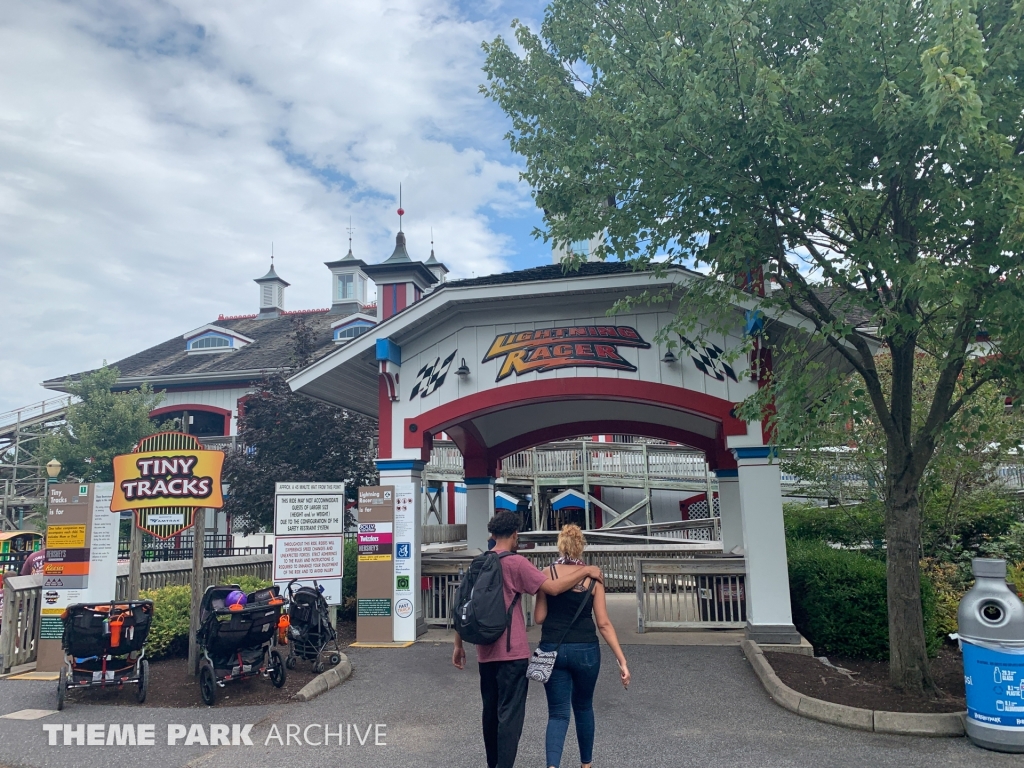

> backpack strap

[{"left": 494, "top": 551, "right": 521, "bottom": 653}]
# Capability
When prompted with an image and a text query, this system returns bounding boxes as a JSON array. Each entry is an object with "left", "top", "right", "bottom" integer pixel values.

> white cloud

[{"left": 0, "top": 0, "right": 541, "bottom": 412}]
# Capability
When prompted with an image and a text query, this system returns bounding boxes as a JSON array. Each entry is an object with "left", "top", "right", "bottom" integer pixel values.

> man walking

[{"left": 453, "top": 511, "right": 602, "bottom": 768}]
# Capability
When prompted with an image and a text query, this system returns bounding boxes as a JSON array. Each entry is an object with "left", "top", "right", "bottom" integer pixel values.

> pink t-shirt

[{"left": 475, "top": 551, "right": 547, "bottom": 663}]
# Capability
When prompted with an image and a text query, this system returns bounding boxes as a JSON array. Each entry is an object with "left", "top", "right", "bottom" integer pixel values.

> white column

[
  {"left": 465, "top": 477, "right": 496, "bottom": 552},
  {"left": 734, "top": 448, "right": 799, "bottom": 644},
  {"left": 714, "top": 470, "right": 744, "bottom": 554},
  {"left": 377, "top": 459, "right": 425, "bottom": 641}
]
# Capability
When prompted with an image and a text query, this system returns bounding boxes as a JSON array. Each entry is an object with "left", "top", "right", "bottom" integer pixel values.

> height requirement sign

[{"left": 273, "top": 482, "right": 345, "bottom": 605}]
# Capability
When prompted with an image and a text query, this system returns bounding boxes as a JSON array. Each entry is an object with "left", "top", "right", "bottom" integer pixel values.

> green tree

[
  {"left": 40, "top": 367, "right": 168, "bottom": 482},
  {"left": 222, "top": 375, "right": 378, "bottom": 534},
  {"left": 785, "top": 353, "right": 1023, "bottom": 551},
  {"left": 483, "top": 0, "right": 1024, "bottom": 692}
]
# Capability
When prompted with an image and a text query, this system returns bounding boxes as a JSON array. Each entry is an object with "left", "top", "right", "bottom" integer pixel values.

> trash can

[{"left": 959, "top": 558, "right": 1024, "bottom": 753}]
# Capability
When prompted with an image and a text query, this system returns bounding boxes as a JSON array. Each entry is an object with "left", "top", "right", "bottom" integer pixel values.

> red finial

[{"left": 397, "top": 208, "right": 404, "bottom": 217}]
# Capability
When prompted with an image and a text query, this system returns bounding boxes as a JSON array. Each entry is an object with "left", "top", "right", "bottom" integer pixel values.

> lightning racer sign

[{"left": 483, "top": 325, "right": 651, "bottom": 381}]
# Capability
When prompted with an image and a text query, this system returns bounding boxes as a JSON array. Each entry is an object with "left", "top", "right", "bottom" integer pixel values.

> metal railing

[
  {"left": 518, "top": 519, "right": 720, "bottom": 547},
  {"left": 115, "top": 554, "right": 273, "bottom": 598},
  {"left": 636, "top": 557, "right": 746, "bottom": 632},
  {"left": 0, "top": 574, "right": 43, "bottom": 674},
  {"left": 500, "top": 441, "right": 709, "bottom": 486}
]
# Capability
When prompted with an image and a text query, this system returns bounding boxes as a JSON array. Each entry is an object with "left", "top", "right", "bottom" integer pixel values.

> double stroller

[
  {"left": 57, "top": 600, "right": 153, "bottom": 710},
  {"left": 196, "top": 584, "right": 287, "bottom": 705},
  {"left": 284, "top": 579, "right": 341, "bottom": 673}
]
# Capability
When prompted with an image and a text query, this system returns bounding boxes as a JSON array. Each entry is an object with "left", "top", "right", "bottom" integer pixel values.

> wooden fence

[
  {"left": 0, "top": 555, "right": 273, "bottom": 674},
  {"left": 636, "top": 557, "right": 747, "bottom": 632}
]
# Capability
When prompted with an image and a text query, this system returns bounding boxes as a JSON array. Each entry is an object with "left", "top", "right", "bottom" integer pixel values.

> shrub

[
  {"left": 787, "top": 540, "right": 939, "bottom": 660},
  {"left": 340, "top": 538, "right": 358, "bottom": 620},
  {"left": 140, "top": 585, "right": 191, "bottom": 660},
  {"left": 140, "top": 575, "right": 272, "bottom": 659},
  {"left": 783, "top": 502, "right": 885, "bottom": 548}
]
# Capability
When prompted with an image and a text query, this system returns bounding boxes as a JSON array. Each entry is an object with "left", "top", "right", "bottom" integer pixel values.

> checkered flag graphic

[
  {"left": 680, "top": 337, "right": 738, "bottom": 383},
  {"left": 410, "top": 349, "right": 458, "bottom": 399}
]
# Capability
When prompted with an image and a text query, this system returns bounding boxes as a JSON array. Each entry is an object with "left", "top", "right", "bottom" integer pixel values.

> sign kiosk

[
  {"left": 37, "top": 483, "right": 119, "bottom": 672},
  {"left": 356, "top": 484, "right": 420, "bottom": 643},
  {"left": 273, "top": 482, "right": 345, "bottom": 606}
]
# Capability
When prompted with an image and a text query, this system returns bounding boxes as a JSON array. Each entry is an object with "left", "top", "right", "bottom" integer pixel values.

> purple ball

[{"left": 225, "top": 590, "right": 247, "bottom": 608}]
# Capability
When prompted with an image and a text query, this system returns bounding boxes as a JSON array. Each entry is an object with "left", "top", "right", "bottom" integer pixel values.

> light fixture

[
  {"left": 45, "top": 458, "right": 62, "bottom": 479},
  {"left": 455, "top": 358, "right": 470, "bottom": 377},
  {"left": 661, "top": 349, "right": 678, "bottom": 364}
]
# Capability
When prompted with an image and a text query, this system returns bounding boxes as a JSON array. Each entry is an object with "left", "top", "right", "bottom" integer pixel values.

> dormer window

[
  {"left": 183, "top": 325, "right": 255, "bottom": 354},
  {"left": 331, "top": 312, "right": 376, "bottom": 344},
  {"left": 191, "top": 336, "right": 230, "bottom": 350}
]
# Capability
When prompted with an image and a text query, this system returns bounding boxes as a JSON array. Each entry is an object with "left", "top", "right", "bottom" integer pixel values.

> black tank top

[{"left": 540, "top": 567, "right": 598, "bottom": 645}]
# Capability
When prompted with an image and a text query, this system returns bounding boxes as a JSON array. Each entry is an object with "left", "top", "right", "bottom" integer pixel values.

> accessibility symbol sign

[{"left": 396, "top": 542, "right": 411, "bottom": 559}]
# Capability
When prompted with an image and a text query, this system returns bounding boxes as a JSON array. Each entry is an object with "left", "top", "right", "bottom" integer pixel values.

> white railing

[
  {"left": 421, "top": 524, "right": 467, "bottom": 545},
  {"left": 498, "top": 441, "right": 709, "bottom": 484},
  {"left": 425, "top": 444, "right": 464, "bottom": 477},
  {"left": 0, "top": 396, "right": 71, "bottom": 435},
  {"left": 636, "top": 557, "right": 747, "bottom": 631}
]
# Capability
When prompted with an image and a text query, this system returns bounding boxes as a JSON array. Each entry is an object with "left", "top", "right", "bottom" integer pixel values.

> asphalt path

[{"left": 0, "top": 644, "right": 1019, "bottom": 768}]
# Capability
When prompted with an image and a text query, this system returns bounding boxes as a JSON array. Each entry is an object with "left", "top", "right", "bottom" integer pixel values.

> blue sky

[{"left": 0, "top": 0, "right": 558, "bottom": 413}]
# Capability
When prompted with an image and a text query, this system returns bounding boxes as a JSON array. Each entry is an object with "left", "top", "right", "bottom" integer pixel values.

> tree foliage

[
  {"left": 483, "top": 0, "right": 1024, "bottom": 692},
  {"left": 223, "top": 374, "right": 378, "bottom": 534},
  {"left": 40, "top": 367, "right": 168, "bottom": 482}
]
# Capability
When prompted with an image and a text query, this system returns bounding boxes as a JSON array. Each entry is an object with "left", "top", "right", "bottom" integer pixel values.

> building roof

[
  {"left": 441, "top": 260, "right": 640, "bottom": 290},
  {"left": 42, "top": 310, "right": 340, "bottom": 392},
  {"left": 362, "top": 231, "right": 438, "bottom": 286},
  {"left": 253, "top": 263, "right": 290, "bottom": 285}
]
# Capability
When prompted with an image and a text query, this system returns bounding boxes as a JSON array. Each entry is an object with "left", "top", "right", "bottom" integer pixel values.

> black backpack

[{"left": 453, "top": 551, "right": 520, "bottom": 651}]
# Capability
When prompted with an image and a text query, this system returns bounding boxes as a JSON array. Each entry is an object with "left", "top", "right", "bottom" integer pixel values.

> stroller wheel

[
  {"left": 56, "top": 667, "right": 67, "bottom": 711},
  {"left": 199, "top": 664, "right": 217, "bottom": 706},
  {"left": 313, "top": 661, "right": 324, "bottom": 674},
  {"left": 269, "top": 651, "right": 286, "bottom": 688},
  {"left": 285, "top": 655, "right": 297, "bottom": 670},
  {"left": 135, "top": 659, "right": 149, "bottom": 704},
  {"left": 328, "top": 653, "right": 341, "bottom": 667}
]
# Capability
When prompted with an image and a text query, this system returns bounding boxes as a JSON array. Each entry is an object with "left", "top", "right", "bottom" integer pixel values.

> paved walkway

[{"left": 0, "top": 643, "right": 1017, "bottom": 768}]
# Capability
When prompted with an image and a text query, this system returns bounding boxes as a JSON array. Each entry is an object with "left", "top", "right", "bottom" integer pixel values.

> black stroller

[
  {"left": 196, "top": 584, "right": 286, "bottom": 705},
  {"left": 284, "top": 579, "right": 341, "bottom": 673},
  {"left": 57, "top": 600, "right": 153, "bottom": 710}
]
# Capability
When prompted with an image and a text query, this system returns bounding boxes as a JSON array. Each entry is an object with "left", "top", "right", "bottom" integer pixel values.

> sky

[{"left": 0, "top": 0, "right": 554, "bottom": 414}]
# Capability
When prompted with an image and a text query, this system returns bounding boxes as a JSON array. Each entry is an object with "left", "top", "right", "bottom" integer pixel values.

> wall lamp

[
  {"left": 455, "top": 358, "right": 470, "bottom": 377},
  {"left": 661, "top": 349, "right": 678, "bottom": 364}
]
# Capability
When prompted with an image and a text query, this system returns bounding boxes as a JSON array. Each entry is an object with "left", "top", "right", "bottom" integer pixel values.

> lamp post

[{"left": 45, "top": 458, "right": 62, "bottom": 483}]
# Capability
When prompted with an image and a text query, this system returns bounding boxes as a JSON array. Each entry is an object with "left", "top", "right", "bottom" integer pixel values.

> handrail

[{"left": 636, "top": 556, "right": 747, "bottom": 632}]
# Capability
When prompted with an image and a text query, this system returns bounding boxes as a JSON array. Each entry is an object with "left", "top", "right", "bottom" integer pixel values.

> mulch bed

[
  {"left": 70, "top": 621, "right": 357, "bottom": 708},
  {"left": 765, "top": 643, "right": 966, "bottom": 713}
]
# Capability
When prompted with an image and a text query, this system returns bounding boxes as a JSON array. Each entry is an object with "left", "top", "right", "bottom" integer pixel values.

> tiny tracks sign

[{"left": 111, "top": 432, "right": 225, "bottom": 539}]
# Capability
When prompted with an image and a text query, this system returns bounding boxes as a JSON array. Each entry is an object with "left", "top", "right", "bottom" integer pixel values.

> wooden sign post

[
  {"left": 187, "top": 507, "right": 205, "bottom": 675},
  {"left": 356, "top": 486, "right": 395, "bottom": 643}
]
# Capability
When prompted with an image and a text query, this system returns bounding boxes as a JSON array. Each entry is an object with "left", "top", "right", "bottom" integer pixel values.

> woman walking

[{"left": 534, "top": 524, "right": 630, "bottom": 768}]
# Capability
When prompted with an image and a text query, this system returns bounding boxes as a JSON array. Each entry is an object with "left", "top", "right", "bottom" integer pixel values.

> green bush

[
  {"left": 140, "top": 574, "right": 272, "bottom": 659},
  {"left": 139, "top": 585, "right": 191, "bottom": 660},
  {"left": 340, "top": 538, "right": 358, "bottom": 620},
  {"left": 787, "top": 540, "right": 939, "bottom": 660},
  {"left": 783, "top": 502, "right": 885, "bottom": 548}
]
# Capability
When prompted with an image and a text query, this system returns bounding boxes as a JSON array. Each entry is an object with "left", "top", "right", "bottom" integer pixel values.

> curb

[
  {"left": 740, "top": 639, "right": 965, "bottom": 737},
  {"left": 292, "top": 653, "right": 353, "bottom": 702}
]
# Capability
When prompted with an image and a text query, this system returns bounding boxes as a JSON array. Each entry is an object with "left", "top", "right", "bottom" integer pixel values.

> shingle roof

[
  {"left": 442, "top": 260, "right": 644, "bottom": 289},
  {"left": 43, "top": 310, "right": 341, "bottom": 388}
]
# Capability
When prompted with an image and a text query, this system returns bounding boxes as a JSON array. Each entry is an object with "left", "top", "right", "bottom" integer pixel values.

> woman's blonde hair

[{"left": 557, "top": 523, "right": 587, "bottom": 561}]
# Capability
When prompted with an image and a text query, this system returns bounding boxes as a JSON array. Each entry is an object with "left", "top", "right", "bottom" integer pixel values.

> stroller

[
  {"left": 57, "top": 600, "right": 153, "bottom": 710},
  {"left": 196, "top": 584, "right": 287, "bottom": 706},
  {"left": 284, "top": 579, "right": 341, "bottom": 673}
]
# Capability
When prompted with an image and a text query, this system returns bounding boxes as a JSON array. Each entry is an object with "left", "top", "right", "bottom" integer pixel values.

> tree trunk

[{"left": 885, "top": 473, "right": 936, "bottom": 694}]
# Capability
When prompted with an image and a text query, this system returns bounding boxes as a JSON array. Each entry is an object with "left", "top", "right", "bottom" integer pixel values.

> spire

[
  {"left": 424, "top": 228, "right": 448, "bottom": 285},
  {"left": 383, "top": 189, "right": 412, "bottom": 263},
  {"left": 425, "top": 228, "right": 439, "bottom": 265},
  {"left": 341, "top": 217, "right": 356, "bottom": 260}
]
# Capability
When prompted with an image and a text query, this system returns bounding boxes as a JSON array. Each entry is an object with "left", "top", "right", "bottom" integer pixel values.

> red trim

[
  {"left": 150, "top": 404, "right": 231, "bottom": 436},
  {"left": 591, "top": 485, "right": 602, "bottom": 528},
  {"left": 403, "top": 379, "right": 745, "bottom": 447},
  {"left": 447, "top": 482, "right": 456, "bottom": 524},
  {"left": 378, "top": 377, "right": 392, "bottom": 458},
  {"left": 396, "top": 284, "right": 407, "bottom": 314}
]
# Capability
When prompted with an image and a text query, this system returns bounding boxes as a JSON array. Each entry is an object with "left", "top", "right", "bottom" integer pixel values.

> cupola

[
  {"left": 324, "top": 244, "right": 370, "bottom": 316},
  {"left": 362, "top": 229, "right": 438, "bottom": 321},
  {"left": 253, "top": 262, "right": 289, "bottom": 316}
]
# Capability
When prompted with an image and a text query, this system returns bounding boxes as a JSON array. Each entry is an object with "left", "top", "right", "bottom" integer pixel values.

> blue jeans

[{"left": 540, "top": 641, "right": 601, "bottom": 766}]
